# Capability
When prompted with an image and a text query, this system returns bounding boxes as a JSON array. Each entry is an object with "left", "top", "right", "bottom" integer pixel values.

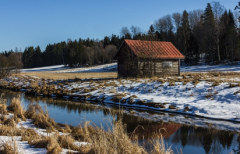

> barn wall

[
  {"left": 155, "top": 59, "right": 179, "bottom": 76},
  {"left": 137, "top": 59, "right": 180, "bottom": 76},
  {"left": 117, "top": 43, "right": 138, "bottom": 78}
]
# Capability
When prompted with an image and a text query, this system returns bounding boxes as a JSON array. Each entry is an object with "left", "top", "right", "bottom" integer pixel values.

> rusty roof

[{"left": 122, "top": 39, "right": 184, "bottom": 59}]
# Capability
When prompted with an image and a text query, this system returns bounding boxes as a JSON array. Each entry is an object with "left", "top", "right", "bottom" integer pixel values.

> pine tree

[
  {"left": 226, "top": 10, "right": 238, "bottom": 62},
  {"left": 181, "top": 10, "right": 191, "bottom": 64},
  {"left": 203, "top": 3, "right": 216, "bottom": 63}
]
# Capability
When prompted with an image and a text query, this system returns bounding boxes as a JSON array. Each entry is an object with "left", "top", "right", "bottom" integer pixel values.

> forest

[{"left": 1, "top": 1, "right": 240, "bottom": 69}]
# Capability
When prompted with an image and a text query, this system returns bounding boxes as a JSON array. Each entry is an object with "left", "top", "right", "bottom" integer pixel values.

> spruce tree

[
  {"left": 203, "top": 3, "right": 216, "bottom": 63},
  {"left": 181, "top": 10, "right": 191, "bottom": 64}
]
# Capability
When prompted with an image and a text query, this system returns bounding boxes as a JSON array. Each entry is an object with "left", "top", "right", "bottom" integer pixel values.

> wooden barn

[{"left": 114, "top": 39, "right": 185, "bottom": 78}]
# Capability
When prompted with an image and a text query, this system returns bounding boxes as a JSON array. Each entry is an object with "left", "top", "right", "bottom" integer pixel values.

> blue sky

[{"left": 0, "top": 0, "right": 238, "bottom": 52}]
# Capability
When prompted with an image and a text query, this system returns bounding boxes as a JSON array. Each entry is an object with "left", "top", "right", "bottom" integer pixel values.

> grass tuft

[
  {"left": 25, "top": 104, "right": 56, "bottom": 131},
  {"left": 7, "top": 97, "right": 25, "bottom": 121}
]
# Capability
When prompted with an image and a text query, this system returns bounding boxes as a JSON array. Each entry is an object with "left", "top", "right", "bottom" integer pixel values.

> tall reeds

[{"left": 1, "top": 97, "right": 175, "bottom": 154}]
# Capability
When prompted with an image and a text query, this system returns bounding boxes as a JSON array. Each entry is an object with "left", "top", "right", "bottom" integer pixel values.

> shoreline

[
  {"left": 4, "top": 88, "right": 240, "bottom": 133},
  {"left": 1, "top": 72, "right": 240, "bottom": 124}
]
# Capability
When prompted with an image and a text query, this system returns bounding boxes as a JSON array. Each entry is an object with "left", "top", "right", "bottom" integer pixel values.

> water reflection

[{"left": 1, "top": 89, "right": 240, "bottom": 154}]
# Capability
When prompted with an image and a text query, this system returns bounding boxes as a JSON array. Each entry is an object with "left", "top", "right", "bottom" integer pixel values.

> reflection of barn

[
  {"left": 114, "top": 39, "right": 185, "bottom": 78},
  {"left": 121, "top": 114, "right": 182, "bottom": 139},
  {"left": 132, "top": 123, "right": 182, "bottom": 139}
]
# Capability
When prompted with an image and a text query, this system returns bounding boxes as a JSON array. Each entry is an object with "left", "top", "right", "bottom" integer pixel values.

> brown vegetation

[
  {"left": 7, "top": 97, "right": 25, "bottom": 121},
  {"left": 25, "top": 104, "right": 56, "bottom": 131},
  {"left": 15, "top": 72, "right": 117, "bottom": 80},
  {"left": 0, "top": 97, "right": 174, "bottom": 154}
]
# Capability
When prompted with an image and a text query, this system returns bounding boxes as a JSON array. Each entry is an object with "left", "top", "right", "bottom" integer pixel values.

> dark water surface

[{"left": 1, "top": 89, "right": 240, "bottom": 154}]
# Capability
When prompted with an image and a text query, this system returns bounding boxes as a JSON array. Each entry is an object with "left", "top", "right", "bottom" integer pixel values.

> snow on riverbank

[
  {"left": 0, "top": 113, "right": 87, "bottom": 153},
  {"left": 3, "top": 74, "right": 240, "bottom": 124},
  {"left": 85, "top": 79, "right": 240, "bottom": 122}
]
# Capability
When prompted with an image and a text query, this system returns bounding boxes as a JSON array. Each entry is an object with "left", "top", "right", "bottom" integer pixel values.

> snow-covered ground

[
  {"left": 21, "top": 63, "right": 117, "bottom": 73},
  {"left": 56, "top": 63, "right": 117, "bottom": 73},
  {"left": 21, "top": 63, "right": 240, "bottom": 73},
  {"left": 21, "top": 65, "right": 66, "bottom": 72},
  {"left": 0, "top": 113, "right": 87, "bottom": 154},
  {"left": 181, "top": 64, "right": 240, "bottom": 72},
  {"left": 0, "top": 136, "right": 46, "bottom": 154}
]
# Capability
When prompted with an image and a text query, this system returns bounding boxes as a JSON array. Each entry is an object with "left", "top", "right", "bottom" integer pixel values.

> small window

[{"left": 162, "top": 61, "right": 172, "bottom": 68}]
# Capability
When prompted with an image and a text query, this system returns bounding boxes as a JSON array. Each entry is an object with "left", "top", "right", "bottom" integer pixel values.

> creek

[{"left": 1, "top": 89, "right": 239, "bottom": 154}]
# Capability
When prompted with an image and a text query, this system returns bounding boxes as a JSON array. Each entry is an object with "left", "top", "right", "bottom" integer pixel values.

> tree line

[
  {"left": 120, "top": 2, "right": 240, "bottom": 65},
  {"left": 1, "top": 1, "right": 240, "bottom": 69},
  {"left": 21, "top": 37, "right": 119, "bottom": 68}
]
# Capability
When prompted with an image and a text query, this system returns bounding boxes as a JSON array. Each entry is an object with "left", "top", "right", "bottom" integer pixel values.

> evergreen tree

[
  {"left": 203, "top": 3, "right": 216, "bottom": 63},
  {"left": 226, "top": 10, "right": 238, "bottom": 62},
  {"left": 180, "top": 10, "right": 191, "bottom": 64},
  {"left": 103, "top": 36, "right": 110, "bottom": 48},
  {"left": 22, "top": 47, "right": 34, "bottom": 68},
  {"left": 33, "top": 46, "right": 42, "bottom": 67}
]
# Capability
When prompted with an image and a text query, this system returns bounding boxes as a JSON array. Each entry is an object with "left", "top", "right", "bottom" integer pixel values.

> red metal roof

[{"left": 123, "top": 39, "right": 185, "bottom": 59}]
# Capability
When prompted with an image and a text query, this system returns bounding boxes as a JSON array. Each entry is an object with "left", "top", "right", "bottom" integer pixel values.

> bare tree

[
  {"left": 85, "top": 46, "right": 94, "bottom": 66},
  {"left": 130, "top": 25, "right": 142, "bottom": 39},
  {"left": 0, "top": 53, "right": 22, "bottom": 79},
  {"left": 105, "top": 45, "right": 117, "bottom": 63},
  {"left": 188, "top": 9, "right": 204, "bottom": 30},
  {"left": 120, "top": 26, "right": 131, "bottom": 39},
  {"left": 212, "top": 1, "right": 225, "bottom": 62},
  {"left": 155, "top": 14, "right": 173, "bottom": 33},
  {"left": 172, "top": 12, "right": 182, "bottom": 31}
]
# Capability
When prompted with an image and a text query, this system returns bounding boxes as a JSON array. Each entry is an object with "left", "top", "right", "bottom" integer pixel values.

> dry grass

[
  {"left": 14, "top": 72, "right": 117, "bottom": 80},
  {"left": 0, "top": 94, "right": 7, "bottom": 112},
  {"left": 0, "top": 104, "right": 8, "bottom": 115},
  {"left": 111, "top": 93, "right": 127, "bottom": 103},
  {"left": 21, "top": 129, "right": 49, "bottom": 148},
  {"left": 25, "top": 104, "right": 56, "bottom": 131},
  {"left": 21, "top": 131, "right": 62, "bottom": 154},
  {"left": 89, "top": 120, "right": 146, "bottom": 154},
  {"left": 46, "top": 134, "right": 62, "bottom": 154},
  {"left": 169, "top": 82, "right": 175, "bottom": 86},
  {"left": 7, "top": 97, "right": 25, "bottom": 121},
  {"left": 70, "top": 122, "right": 95, "bottom": 142},
  {"left": 181, "top": 71, "right": 240, "bottom": 83},
  {"left": 0, "top": 139, "right": 19, "bottom": 154},
  {"left": 168, "top": 105, "right": 177, "bottom": 110},
  {"left": 183, "top": 106, "right": 191, "bottom": 112},
  {"left": 229, "top": 83, "right": 239, "bottom": 88},
  {"left": 0, "top": 124, "right": 22, "bottom": 136},
  {"left": 148, "top": 133, "right": 174, "bottom": 154},
  {"left": 234, "top": 90, "right": 240, "bottom": 95},
  {"left": 205, "top": 93, "right": 214, "bottom": 99}
]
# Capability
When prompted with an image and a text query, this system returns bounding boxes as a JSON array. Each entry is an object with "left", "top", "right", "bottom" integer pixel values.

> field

[
  {"left": 17, "top": 63, "right": 118, "bottom": 80},
  {"left": 18, "top": 72, "right": 117, "bottom": 80}
]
